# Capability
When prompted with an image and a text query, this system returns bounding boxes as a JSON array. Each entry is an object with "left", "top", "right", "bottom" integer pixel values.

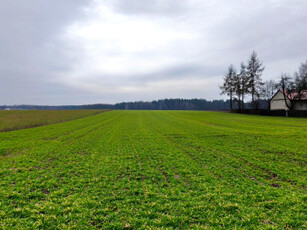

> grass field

[
  {"left": 0, "top": 111, "right": 306, "bottom": 229},
  {"left": 0, "top": 110, "right": 108, "bottom": 132}
]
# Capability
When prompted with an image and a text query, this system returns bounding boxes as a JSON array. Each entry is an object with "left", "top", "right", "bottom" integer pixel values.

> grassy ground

[
  {"left": 0, "top": 110, "right": 108, "bottom": 132},
  {"left": 0, "top": 111, "right": 306, "bottom": 229}
]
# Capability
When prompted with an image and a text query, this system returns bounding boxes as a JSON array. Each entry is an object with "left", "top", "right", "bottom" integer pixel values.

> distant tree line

[
  {"left": 220, "top": 51, "right": 307, "bottom": 111},
  {"left": 0, "top": 99, "right": 233, "bottom": 111},
  {"left": 114, "top": 99, "right": 231, "bottom": 110}
]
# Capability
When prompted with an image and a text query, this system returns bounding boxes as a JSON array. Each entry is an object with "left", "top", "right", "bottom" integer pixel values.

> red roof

[{"left": 281, "top": 90, "right": 307, "bottom": 100}]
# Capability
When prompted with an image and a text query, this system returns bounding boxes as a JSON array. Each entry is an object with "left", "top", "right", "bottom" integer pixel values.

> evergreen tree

[
  {"left": 233, "top": 72, "right": 241, "bottom": 110},
  {"left": 246, "top": 51, "right": 265, "bottom": 109},
  {"left": 238, "top": 62, "right": 249, "bottom": 110}
]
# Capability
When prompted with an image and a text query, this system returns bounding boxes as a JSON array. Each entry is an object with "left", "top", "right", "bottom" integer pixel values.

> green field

[
  {"left": 0, "top": 111, "right": 306, "bottom": 229},
  {"left": 0, "top": 110, "right": 107, "bottom": 132}
]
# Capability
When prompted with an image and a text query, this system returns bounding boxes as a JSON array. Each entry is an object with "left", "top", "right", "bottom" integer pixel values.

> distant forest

[{"left": 0, "top": 98, "right": 269, "bottom": 111}]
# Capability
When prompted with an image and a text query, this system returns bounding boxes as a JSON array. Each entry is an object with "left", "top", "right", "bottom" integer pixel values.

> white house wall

[
  {"left": 270, "top": 91, "right": 307, "bottom": 110},
  {"left": 270, "top": 91, "right": 290, "bottom": 110},
  {"left": 270, "top": 99, "right": 289, "bottom": 110}
]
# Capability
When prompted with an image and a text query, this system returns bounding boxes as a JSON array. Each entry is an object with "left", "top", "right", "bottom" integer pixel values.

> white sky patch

[
  {"left": 63, "top": 2, "right": 197, "bottom": 82},
  {"left": 57, "top": 1, "right": 230, "bottom": 101}
]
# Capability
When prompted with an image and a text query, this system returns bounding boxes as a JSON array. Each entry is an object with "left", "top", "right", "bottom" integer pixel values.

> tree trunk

[
  {"left": 251, "top": 87, "right": 255, "bottom": 109},
  {"left": 230, "top": 92, "right": 233, "bottom": 111},
  {"left": 281, "top": 88, "right": 294, "bottom": 111}
]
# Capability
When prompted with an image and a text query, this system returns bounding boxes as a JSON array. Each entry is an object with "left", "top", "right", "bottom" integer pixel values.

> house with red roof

[{"left": 270, "top": 90, "right": 307, "bottom": 110}]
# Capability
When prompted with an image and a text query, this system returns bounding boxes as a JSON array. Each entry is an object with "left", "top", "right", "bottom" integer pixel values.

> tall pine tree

[
  {"left": 238, "top": 62, "right": 249, "bottom": 110},
  {"left": 246, "top": 51, "right": 265, "bottom": 109}
]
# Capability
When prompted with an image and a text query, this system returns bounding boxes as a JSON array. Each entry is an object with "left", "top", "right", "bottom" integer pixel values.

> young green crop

[
  {"left": 0, "top": 110, "right": 108, "bottom": 132},
  {"left": 0, "top": 111, "right": 306, "bottom": 229}
]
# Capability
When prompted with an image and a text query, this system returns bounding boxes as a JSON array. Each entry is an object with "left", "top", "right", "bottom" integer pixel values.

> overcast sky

[{"left": 1, "top": 0, "right": 306, "bottom": 105}]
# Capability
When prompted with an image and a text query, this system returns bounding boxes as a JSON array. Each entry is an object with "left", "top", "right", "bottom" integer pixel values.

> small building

[{"left": 270, "top": 90, "right": 307, "bottom": 110}]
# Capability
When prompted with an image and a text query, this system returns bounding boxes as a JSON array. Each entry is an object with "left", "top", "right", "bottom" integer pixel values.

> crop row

[{"left": 0, "top": 111, "right": 306, "bottom": 229}]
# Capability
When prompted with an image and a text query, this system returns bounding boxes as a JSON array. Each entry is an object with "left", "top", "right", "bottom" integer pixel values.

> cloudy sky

[{"left": 1, "top": 0, "right": 306, "bottom": 105}]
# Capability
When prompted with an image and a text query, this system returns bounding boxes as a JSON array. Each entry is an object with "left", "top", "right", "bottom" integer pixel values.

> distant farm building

[{"left": 270, "top": 90, "right": 307, "bottom": 110}]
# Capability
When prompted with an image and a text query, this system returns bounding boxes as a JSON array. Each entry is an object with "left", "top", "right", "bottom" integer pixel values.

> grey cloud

[
  {"left": 80, "top": 63, "right": 223, "bottom": 86},
  {"left": 204, "top": 1, "right": 307, "bottom": 63},
  {"left": 108, "top": 0, "right": 188, "bottom": 16},
  {"left": 1, "top": 0, "right": 307, "bottom": 105},
  {"left": 0, "top": 0, "right": 90, "bottom": 104},
  {"left": 253, "top": 5, "right": 305, "bottom": 56},
  {"left": 130, "top": 64, "right": 223, "bottom": 83}
]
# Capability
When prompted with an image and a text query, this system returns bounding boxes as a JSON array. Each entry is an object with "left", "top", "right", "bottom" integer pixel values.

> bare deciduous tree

[
  {"left": 277, "top": 61, "right": 307, "bottom": 110},
  {"left": 264, "top": 80, "right": 276, "bottom": 100},
  {"left": 279, "top": 73, "right": 295, "bottom": 110},
  {"left": 294, "top": 60, "right": 307, "bottom": 90},
  {"left": 220, "top": 65, "right": 236, "bottom": 111}
]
